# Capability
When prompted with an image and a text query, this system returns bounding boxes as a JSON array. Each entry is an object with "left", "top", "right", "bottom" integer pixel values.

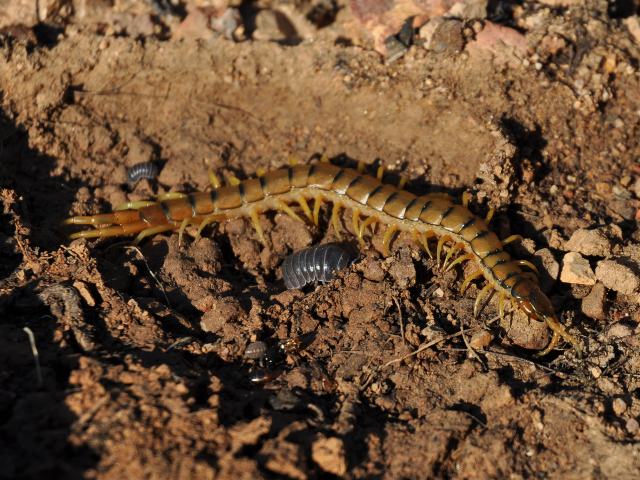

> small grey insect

[
  {"left": 244, "top": 341, "right": 268, "bottom": 360},
  {"left": 282, "top": 243, "right": 359, "bottom": 289},
  {"left": 126, "top": 162, "right": 159, "bottom": 186}
]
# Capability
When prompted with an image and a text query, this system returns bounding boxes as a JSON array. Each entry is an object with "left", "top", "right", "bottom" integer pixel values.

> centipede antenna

[
  {"left": 208, "top": 171, "right": 222, "bottom": 188},
  {"left": 462, "top": 191, "right": 472, "bottom": 208},
  {"left": 277, "top": 200, "right": 303, "bottom": 223},
  {"left": 330, "top": 202, "right": 343, "bottom": 240},
  {"left": 248, "top": 209, "right": 267, "bottom": 245},
  {"left": 357, "top": 161, "right": 365, "bottom": 173},
  {"left": 485, "top": 207, "right": 495, "bottom": 223},
  {"left": 313, "top": 195, "right": 322, "bottom": 227},
  {"left": 474, "top": 283, "right": 494, "bottom": 318},
  {"left": 460, "top": 270, "right": 482, "bottom": 293},
  {"left": 376, "top": 166, "right": 385, "bottom": 180},
  {"left": 296, "top": 196, "right": 313, "bottom": 222},
  {"left": 382, "top": 225, "right": 398, "bottom": 257}
]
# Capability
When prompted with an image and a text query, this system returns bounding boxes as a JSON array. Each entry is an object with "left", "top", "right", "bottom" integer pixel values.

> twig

[
  {"left": 22, "top": 327, "right": 43, "bottom": 388},
  {"left": 393, "top": 296, "right": 406, "bottom": 347},
  {"left": 123, "top": 246, "right": 170, "bottom": 305}
]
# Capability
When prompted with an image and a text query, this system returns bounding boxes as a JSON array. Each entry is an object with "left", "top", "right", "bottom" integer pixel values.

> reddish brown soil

[{"left": 1, "top": 0, "right": 640, "bottom": 478}]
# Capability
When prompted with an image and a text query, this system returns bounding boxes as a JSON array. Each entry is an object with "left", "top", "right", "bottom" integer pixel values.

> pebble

[
  {"left": 606, "top": 322, "right": 634, "bottom": 341},
  {"left": 469, "top": 330, "right": 493, "bottom": 350},
  {"left": 626, "top": 418, "right": 640, "bottom": 435},
  {"left": 311, "top": 437, "right": 347, "bottom": 476},
  {"left": 564, "top": 228, "right": 612, "bottom": 257},
  {"left": 581, "top": 283, "right": 606, "bottom": 320},
  {"left": 595, "top": 258, "right": 640, "bottom": 295},
  {"left": 560, "top": 252, "right": 596, "bottom": 285},
  {"left": 612, "top": 397, "right": 627, "bottom": 416},
  {"left": 534, "top": 248, "right": 559, "bottom": 292}
]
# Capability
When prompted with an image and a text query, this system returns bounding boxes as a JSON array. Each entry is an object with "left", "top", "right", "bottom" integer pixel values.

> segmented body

[
  {"left": 66, "top": 161, "right": 581, "bottom": 355},
  {"left": 283, "top": 243, "right": 358, "bottom": 289},
  {"left": 127, "top": 162, "right": 159, "bottom": 186}
]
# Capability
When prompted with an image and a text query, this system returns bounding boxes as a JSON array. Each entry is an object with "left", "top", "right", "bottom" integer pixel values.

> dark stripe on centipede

[
  {"left": 332, "top": 168, "right": 346, "bottom": 188},
  {"left": 493, "top": 259, "right": 508, "bottom": 267},
  {"left": 439, "top": 206, "right": 454, "bottom": 223},
  {"left": 287, "top": 166, "right": 293, "bottom": 185},
  {"left": 308, "top": 164, "right": 317, "bottom": 180},
  {"left": 367, "top": 185, "right": 384, "bottom": 198},
  {"left": 460, "top": 218, "right": 476, "bottom": 232},
  {"left": 188, "top": 194, "right": 197, "bottom": 216},
  {"left": 259, "top": 175, "right": 267, "bottom": 194},
  {"left": 346, "top": 175, "right": 363, "bottom": 192},
  {"left": 238, "top": 183, "right": 246, "bottom": 203},
  {"left": 509, "top": 277, "right": 526, "bottom": 296},
  {"left": 160, "top": 201, "right": 172, "bottom": 221},
  {"left": 420, "top": 200, "right": 433, "bottom": 217},
  {"left": 403, "top": 197, "right": 419, "bottom": 219},
  {"left": 210, "top": 189, "right": 218, "bottom": 206},
  {"left": 383, "top": 192, "right": 399, "bottom": 210}
]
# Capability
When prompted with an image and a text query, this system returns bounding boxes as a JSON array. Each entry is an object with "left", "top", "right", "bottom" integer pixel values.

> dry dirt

[{"left": 2, "top": 0, "right": 640, "bottom": 478}]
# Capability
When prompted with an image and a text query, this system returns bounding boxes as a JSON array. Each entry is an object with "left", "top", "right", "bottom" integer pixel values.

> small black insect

[
  {"left": 126, "top": 161, "right": 160, "bottom": 187},
  {"left": 282, "top": 243, "right": 358, "bottom": 289},
  {"left": 244, "top": 333, "right": 316, "bottom": 384}
]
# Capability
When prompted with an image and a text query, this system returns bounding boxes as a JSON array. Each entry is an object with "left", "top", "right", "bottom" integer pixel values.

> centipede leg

[
  {"left": 397, "top": 176, "right": 407, "bottom": 189},
  {"left": 376, "top": 166, "right": 385, "bottom": 180},
  {"left": 209, "top": 171, "right": 222, "bottom": 188},
  {"left": 498, "top": 293, "right": 505, "bottom": 320},
  {"left": 156, "top": 192, "right": 188, "bottom": 202},
  {"left": 462, "top": 192, "right": 472, "bottom": 208},
  {"left": 297, "top": 196, "right": 314, "bottom": 223},
  {"left": 485, "top": 208, "right": 495, "bottom": 223},
  {"left": 382, "top": 225, "right": 398, "bottom": 257},
  {"left": 194, "top": 214, "right": 226, "bottom": 242},
  {"left": 359, "top": 215, "right": 377, "bottom": 239},
  {"left": 537, "top": 317, "right": 582, "bottom": 357},
  {"left": 288, "top": 155, "right": 299, "bottom": 166},
  {"left": 277, "top": 200, "right": 304, "bottom": 223},
  {"left": 134, "top": 224, "right": 176, "bottom": 244},
  {"left": 444, "top": 253, "right": 474, "bottom": 272},
  {"left": 412, "top": 230, "right": 434, "bottom": 259},
  {"left": 473, "top": 283, "right": 494, "bottom": 318},
  {"left": 330, "top": 202, "right": 343, "bottom": 240},
  {"left": 357, "top": 161, "right": 365, "bottom": 173},
  {"left": 256, "top": 168, "right": 266, "bottom": 177},
  {"left": 515, "top": 260, "right": 539, "bottom": 275},
  {"left": 224, "top": 174, "right": 241, "bottom": 186},
  {"left": 501, "top": 234, "right": 523, "bottom": 246},
  {"left": 442, "top": 243, "right": 464, "bottom": 271},
  {"left": 461, "top": 270, "right": 483, "bottom": 293},
  {"left": 313, "top": 195, "right": 323, "bottom": 227},
  {"left": 115, "top": 200, "right": 156, "bottom": 211},
  {"left": 436, "top": 235, "right": 451, "bottom": 268},
  {"left": 178, "top": 218, "right": 190, "bottom": 247},
  {"left": 249, "top": 209, "right": 267, "bottom": 246},
  {"left": 352, "top": 211, "right": 364, "bottom": 247}
]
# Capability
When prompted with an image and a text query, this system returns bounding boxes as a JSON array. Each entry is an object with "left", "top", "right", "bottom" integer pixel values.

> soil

[{"left": 2, "top": 0, "right": 640, "bottom": 478}]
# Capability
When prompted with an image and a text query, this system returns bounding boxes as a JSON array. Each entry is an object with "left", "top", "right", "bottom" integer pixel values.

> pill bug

[
  {"left": 126, "top": 162, "right": 160, "bottom": 187},
  {"left": 66, "top": 158, "right": 582, "bottom": 355},
  {"left": 282, "top": 243, "right": 359, "bottom": 289}
]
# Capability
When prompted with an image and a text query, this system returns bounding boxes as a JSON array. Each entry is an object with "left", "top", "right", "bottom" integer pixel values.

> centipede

[{"left": 65, "top": 158, "right": 582, "bottom": 356}]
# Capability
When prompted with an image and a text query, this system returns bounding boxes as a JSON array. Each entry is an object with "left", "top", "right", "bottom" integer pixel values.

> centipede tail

[{"left": 66, "top": 161, "right": 582, "bottom": 355}]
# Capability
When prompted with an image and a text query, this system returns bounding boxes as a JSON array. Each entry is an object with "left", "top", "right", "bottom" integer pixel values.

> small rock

[
  {"left": 564, "top": 228, "right": 613, "bottom": 257},
  {"left": 386, "top": 248, "right": 416, "bottom": 288},
  {"left": 534, "top": 248, "right": 559, "bottom": 292},
  {"left": 590, "top": 366, "right": 602, "bottom": 378},
  {"left": 612, "top": 398, "right": 627, "bottom": 416},
  {"left": 469, "top": 330, "right": 493, "bottom": 350},
  {"left": 311, "top": 437, "right": 347, "bottom": 476},
  {"left": 595, "top": 258, "right": 640, "bottom": 295},
  {"left": 560, "top": 252, "right": 596, "bottom": 285},
  {"left": 200, "top": 297, "right": 247, "bottom": 333},
  {"left": 626, "top": 418, "right": 640, "bottom": 435},
  {"left": 621, "top": 175, "right": 632, "bottom": 187},
  {"left": 606, "top": 322, "right": 634, "bottom": 341},
  {"left": 595, "top": 182, "right": 612, "bottom": 196},
  {"left": 581, "top": 283, "right": 606, "bottom": 321}
]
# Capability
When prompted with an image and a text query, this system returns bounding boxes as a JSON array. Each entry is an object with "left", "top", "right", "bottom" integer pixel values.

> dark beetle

[
  {"left": 282, "top": 243, "right": 358, "bottom": 289},
  {"left": 126, "top": 162, "right": 160, "bottom": 187}
]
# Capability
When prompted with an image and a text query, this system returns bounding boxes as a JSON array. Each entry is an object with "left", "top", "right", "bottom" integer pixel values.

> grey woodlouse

[
  {"left": 282, "top": 242, "right": 358, "bottom": 289},
  {"left": 127, "top": 162, "right": 160, "bottom": 186}
]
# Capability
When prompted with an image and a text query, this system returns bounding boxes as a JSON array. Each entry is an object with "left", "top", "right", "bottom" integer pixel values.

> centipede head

[{"left": 514, "top": 281, "right": 582, "bottom": 357}]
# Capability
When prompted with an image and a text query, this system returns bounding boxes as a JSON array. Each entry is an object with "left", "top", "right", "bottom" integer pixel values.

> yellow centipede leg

[
  {"left": 320, "top": 155, "right": 330, "bottom": 163},
  {"left": 444, "top": 253, "right": 474, "bottom": 272},
  {"left": 397, "top": 176, "right": 407, "bottom": 189},
  {"left": 537, "top": 317, "right": 582, "bottom": 357},
  {"left": 485, "top": 207, "right": 495, "bottom": 223},
  {"left": 297, "top": 196, "right": 314, "bottom": 223},
  {"left": 381, "top": 225, "right": 398, "bottom": 257},
  {"left": 256, "top": 168, "right": 266, "bottom": 177},
  {"left": 376, "top": 166, "right": 384, "bottom": 180},
  {"left": 357, "top": 161, "right": 365, "bottom": 173},
  {"left": 277, "top": 200, "right": 303, "bottom": 223},
  {"left": 498, "top": 293, "right": 505, "bottom": 320},
  {"left": 515, "top": 259, "right": 539, "bottom": 275},
  {"left": 195, "top": 214, "right": 225, "bottom": 243},
  {"left": 473, "top": 283, "right": 494, "bottom": 318},
  {"left": 359, "top": 215, "right": 377, "bottom": 240},
  {"left": 436, "top": 235, "right": 451, "bottom": 268},
  {"left": 536, "top": 332, "right": 561, "bottom": 357},
  {"left": 209, "top": 171, "right": 222, "bottom": 189},
  {"left": 115, "top": 201, "right": 156, "bottom": 211},
  {"left": 352, "top": 211, "right": 364, "bottom": 247},
  {"left": 225, "top": 174, "right": 241, "bottom": 186},
  {"left": 462, "top": 192, "right": 472, "bottom": 208},
  {"left": 330, "top": 202, "right": 343, "bottom": 240},
  {"left": 442, "top": 243, "right": 464, "bottom": 271},
  {"left": 461, "top": 270, "right": 483, "bottom": 293},
  {"left": 412, "top": 230, "right": 434, "bottom": 259},
  {"left": 501, "top": 234, "right": 523, "bottom": 246},
  {"left": 249, "top": 209, "right": 267, "bottom": 246},
  {"left": 156, "top": 192, "right": 188, "bottom": 202},
  {"left": 178, "top": 218, "right": 190, "bottom": 247},
  {"left": 134, "top": 224, "right": 176, "bottom": 245},
  {"left": 313, "top": 195, "right": 322, "bottom": 227},
  {"left": 288, "top": 155, "right": 299, "bottom": 166}
]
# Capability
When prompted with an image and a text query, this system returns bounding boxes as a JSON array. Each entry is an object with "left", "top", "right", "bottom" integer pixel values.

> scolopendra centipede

[
  {"left": 65, "top": 158, "right": 581, "bottom": 356},
  {"left": 282, "top": 242, "right": 359, "bottom": 289}
]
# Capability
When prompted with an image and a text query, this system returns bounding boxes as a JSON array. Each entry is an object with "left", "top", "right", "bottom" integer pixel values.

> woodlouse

[
  {"left": 126, "top": 162, "right": 159, "bottom": 187},
  {"left": 282, "top": 243, "right": 358, "bottom": 289},
  {"left": 66, "top": 158, "right": 581, "bottom": 355}
]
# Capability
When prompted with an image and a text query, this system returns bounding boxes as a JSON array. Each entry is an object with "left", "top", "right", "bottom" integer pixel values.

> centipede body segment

[{"left": 66, "top": 160, "right": 581, "bottom": 355}]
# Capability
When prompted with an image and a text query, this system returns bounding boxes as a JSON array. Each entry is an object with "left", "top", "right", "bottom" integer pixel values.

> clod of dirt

[
  {"left": 612, "top": 397, "right": 628, "bottom": 416},
  {"left": 501, "top": 308, "right": 549, "bottom": 350},
  {"left": 311, "top": 436, "right": 347, "bottom": 476},
  {"left": 384, "top": 247, "right": 416, "bottom": 288},
  {"left": 199, "top": 296, "right": 248, "bottom": 334},
  {"left": 420, "top": 18, "right": 465, "bottom": 55},
  {"left": 581, "top": 282, "right": 606, "bottom": 321},
  {"left": 595, "top": 258, "right": 640, "bottom": 296},
  {"left": 564, "top": 228, "right": 613, "bottom": 257},
  {"left": 533, "top": 247, "right": 559, "bottom": 293},
  {"left": 469, "top": 329, "right": 493, "bottom": 350},
  {"left": 560, "top": 252, "right": 596, "bottom": 285},
  {"left": 261, "top": 436, "right": 307, "bottom": 480}
]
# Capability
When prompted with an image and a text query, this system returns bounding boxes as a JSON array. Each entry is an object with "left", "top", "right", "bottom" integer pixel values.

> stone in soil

[
  {"left": 560, "top": 252, "right": 596, "bottom": 285},
  {"left": 595, "top": 258, "right": 640, "bottom": 295},
  {"left": 581, "top": 283, "right": 606, "bottom": 321},
  {"left": 564, "top": 228, "right": 613, "bottom": 257}
]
